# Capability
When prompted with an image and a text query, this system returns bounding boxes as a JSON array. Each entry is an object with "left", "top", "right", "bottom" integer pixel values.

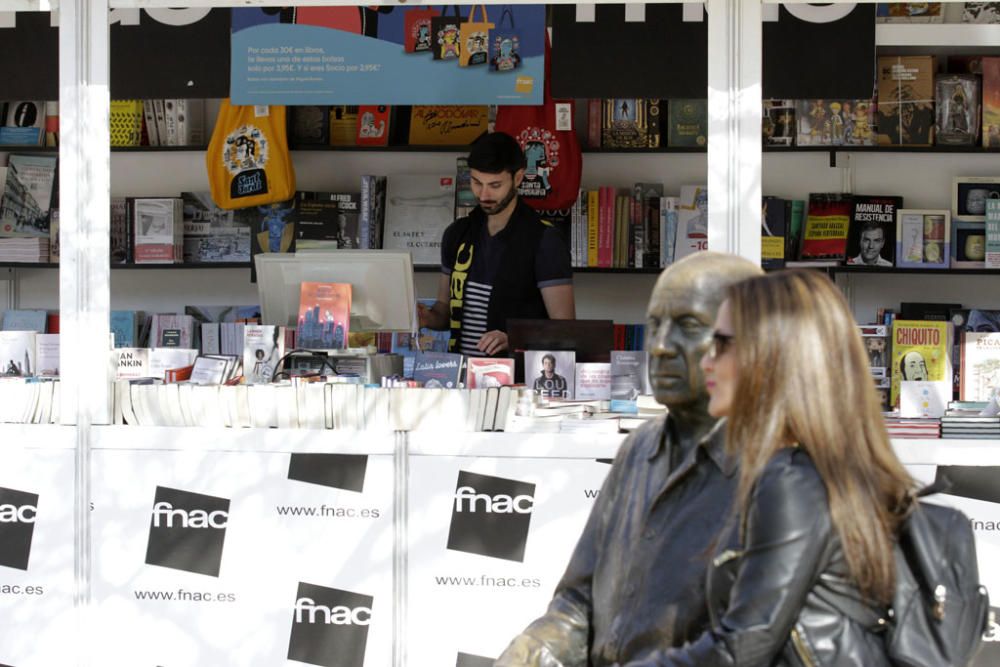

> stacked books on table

[
  {"left": 940, "top": 401, "right": 1000, "bottom": 439},
  {"left": 0, "top": 237, "right": 49, "bottom": 262},
  {"left": 884, "top": 417, "right": 941, "bottom": 439}
]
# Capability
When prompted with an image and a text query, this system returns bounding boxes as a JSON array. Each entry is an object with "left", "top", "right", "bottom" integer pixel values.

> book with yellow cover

[
  {"left": 890, "top": 319, "right": 951, "bottom": 408},
  {"left": 110, "top": 99, "right": 144, "bottom": 147}
]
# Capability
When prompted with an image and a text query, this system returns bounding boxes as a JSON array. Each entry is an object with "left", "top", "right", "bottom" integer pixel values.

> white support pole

[
  {"left": 59, "top": 2, "right": 109, "bottom": 665},
  {"left": 707, "top": 0, "right": 762, "bottom": 263}
]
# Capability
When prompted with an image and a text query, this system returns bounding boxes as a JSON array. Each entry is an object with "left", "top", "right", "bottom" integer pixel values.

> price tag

[
  {"left": 254, "top": 106, "right": 269, "bottom": 117},
  {"left": 555, "top": 103, "right": 572, "bottom": 131}
]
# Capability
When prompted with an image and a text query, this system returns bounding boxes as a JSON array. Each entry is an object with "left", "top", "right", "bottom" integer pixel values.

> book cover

[
  {"left": 243, "top": 324, "right": 284, "bottom": 385},
  {"left": 466, "top": 357, "right": 515, "bottom": 388},
  {"left": 635, "top": 183, "right": 663, "bottom": 268},
  {"left": 524, "top": 350, "right": 576, "bottom": 399},
  {"left": 150, "top": 314, "right": 195, "bottom": 349},
  {"left": 763, "top": 99, "right": 796, "bottom": 147},
  {"left": 846, "top": 195, "right": 902, "bottom": 267},
  {"left": 289, "top": 105, "right": 331, "bottom": 146},
  {"left": 110, "top": 197, "right": 130, "bottom": 263},
  {"left": 382, "top": 174, "right": 455, "bottom": 266},
  {"left": 330, "top": 105, "right": 360, "bottom": 146},
  {"left": 34, "top": 333, "right": 59, "bottom": 377},
  {"left": 610, "top": 350, "right": 650, "bottom": 413},
  {"left": 986, "top": 199, "right": 1000, "bottom": 268},
  {"left": 190, "top": 355, "right": 231, "bottom": 386},
  {"left": 890, "top": 319, "right": 951, "bottom": 408},
  {"left": 960, "top": 331, "right": 1000, "bottom": 401},
  {"left": 667, "top": 99, "right": 707, "bottom": 147},
  {"left": 0, "top": 101, "right": 46, "bottom": 145},
  {"left": 0, "top": 154, "right": 57, "bottom": 237},
  {"left": 143, "top": 100, "right": 160, "bottom": 146},
  {"left": 963, "top": 3, "right": 1000, "bottom": 23},
  {"left": 357, "top": 105, "right": 391, "bottom": 146},
  {"left": 181, "top": 191, "right": 253, "bottom": 263},
  {"left": 661, "top": 195, "right": 679, "bottom": 266},
  {"left": 454, "top": 157, "right": 477, "bottom": 220},
  {"left": 877, "top": 55, "right": 936, "bottom": 146},
  {"left": 110, "top": 310, "right": 138, "bottom": 348},
  {"left": 984, "top": 57, "right": 1000, "bottom": 148},
  {"left": 575, "top": 362, "right": 611, "bottom": 401},
  {"left": 761, "top": 196, "right": 786, "bottom": 270},
  {"left": 148, "top": 348, "right": 199, "bottom": 381},
  {"left": 876, "top": 2, "right": 943, "bottom": 22},
  {"left": 408, "top": 106, "right": 488, "bottom": 145},
  {"left": 674, "top": 185, "right": 708, "bottom": 262},
  {"left": 800, "top": 193, "right": 853, "bottom": 261},
  {"left": 0, "top": 330, "right": 36, "bottom": 376},
  {"left": 602, "top": 99, "right": 661, "bottom": 148},
  {"left": 935, "top": 74, "right": 981, "bottom": 146},
  {"left": 413, "top": 351, "right": 463, "bottom": 388},
  {"left": 133, "top": 198, "right": 183, "bottom": 263},
  {"left": 295, "top": 192, "right": 362, "bottom": 249},
  {"left": 795, "top": 99, "right": 876, "bottom": 147},
  {"left": 296, "top": 282, "right": 351, "bottom": 349},
  {"left": 2, "top": 309, "right": 47, "bottom": 332},
  {"left": 109, "top": 99, "right": 144, "bottom": 147}
]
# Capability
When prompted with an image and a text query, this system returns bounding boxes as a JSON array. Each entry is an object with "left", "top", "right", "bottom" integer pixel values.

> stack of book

[
  {"left": 884, "top": 417, "right": 941, "bottom": 439},
  {"left": 0, "top": 238, "right": 48, "bottom": 262},
  {"left": 941, "top": 415, "right": 1000, "bottom": 439}
]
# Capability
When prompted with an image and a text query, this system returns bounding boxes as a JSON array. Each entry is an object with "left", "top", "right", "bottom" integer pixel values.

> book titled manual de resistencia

[{"left": 134, "top": 198, "right": 184, "bottom": 263}]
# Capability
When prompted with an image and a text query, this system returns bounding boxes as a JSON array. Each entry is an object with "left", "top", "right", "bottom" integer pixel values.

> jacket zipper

[
  {"left": 790, "top": 626, "right": 818, "bottom": 667},
  {"left": 712, "top": 549, "right": 742, "bottom": 568}
]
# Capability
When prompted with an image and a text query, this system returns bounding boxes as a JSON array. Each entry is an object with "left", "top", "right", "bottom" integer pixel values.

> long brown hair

[{"left": 725, "top": 270, "right": 913, "bottom": 603}]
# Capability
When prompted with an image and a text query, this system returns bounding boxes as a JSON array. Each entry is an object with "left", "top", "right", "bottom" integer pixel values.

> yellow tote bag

[
  {"left": 459, "top": 5, "right": 493, "bottom": 67},
  {"left": 206, "top": 100, "right": 296, "bottom": 209}
]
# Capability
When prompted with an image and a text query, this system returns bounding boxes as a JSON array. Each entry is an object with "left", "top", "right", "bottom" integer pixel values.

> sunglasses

[{"left": 708, "top": 331, "right": 735, "bottom": 359}]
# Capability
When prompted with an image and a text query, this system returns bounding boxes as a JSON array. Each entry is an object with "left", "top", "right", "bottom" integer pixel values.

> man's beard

[{"left": 479, "top": 186, "right": 518, "bottom": 215}]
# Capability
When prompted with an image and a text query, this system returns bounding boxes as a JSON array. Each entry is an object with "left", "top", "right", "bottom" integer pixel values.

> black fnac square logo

[
  {"left": 457, "top": 652, "right": 496, "bottom": 667},
  {"left": 446, "top": 470, "right": 535, "bottom": 563},
  {"left": 0, "top": 486, "right": 39, "bottom": 571},
  {"left": 288, "top": 453, "right": 368, "bottom": 493},
  {"left": 144, "top": 486, "right": 230, "bottom": 577},
  {"left": 288, "top": 582, "right": 373, "bottom": 667}
]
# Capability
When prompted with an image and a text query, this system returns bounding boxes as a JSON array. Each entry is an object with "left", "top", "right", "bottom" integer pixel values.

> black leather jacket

[{"left": 621, "top": 447, "right": 892, "bottom": 667}]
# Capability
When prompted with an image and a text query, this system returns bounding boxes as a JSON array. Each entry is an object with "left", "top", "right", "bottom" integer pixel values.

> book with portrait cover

[
  {"left": 799, "top": 193, "right": 853, "bottom": 261},
  {"left": 890, "top": 319, "right": 951, "bottom": 408},
  {"left": 524, "top": 349, "right": 576, "bottom": 399},
  {"left": 295, "top": 192, "right": 362, "bottom": 250},
  {"left": 296, "top": 282, "right": 351, "bottom": 350},
  {"left": 846, "top": 195, "right": 902, "bottom": 267}
]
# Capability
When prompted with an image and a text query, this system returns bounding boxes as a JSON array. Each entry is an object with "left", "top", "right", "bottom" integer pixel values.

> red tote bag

[{"left": 494, "top": 35, "right": 582, "bottom": 211}]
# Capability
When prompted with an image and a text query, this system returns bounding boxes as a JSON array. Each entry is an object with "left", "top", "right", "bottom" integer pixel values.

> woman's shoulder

[{"left": 756, "top": 447, "right": 826, "bottom": 503}]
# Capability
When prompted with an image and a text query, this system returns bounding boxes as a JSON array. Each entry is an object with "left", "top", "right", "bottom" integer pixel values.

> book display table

[{"left": 1, "top": 426, "right": 998, "bottom": 665}]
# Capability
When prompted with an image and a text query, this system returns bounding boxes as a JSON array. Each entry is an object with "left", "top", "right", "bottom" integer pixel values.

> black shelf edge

[
  {"left": 582, "top": 146, "right": 706, "bottom": 154},
  {"left": 0, "top": 262, "right": 251, "bottom": 269},
  {"left": 573, "top": 266, "right": 663, "bottom": 274},
  {"left": 781, "top": 263, "right": 1000, "bottom": 276},
  {"left": 765, "top": 145, "right": 1000, "bottom": 154},
  {"left": 290, "top": 144, "right": 467, "bottom": 153},
  {"left": 0, "top": 146, "right": 210, "bottom": 153}
]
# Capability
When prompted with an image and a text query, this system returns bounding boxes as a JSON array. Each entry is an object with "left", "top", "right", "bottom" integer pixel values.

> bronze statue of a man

[{"left": 496, "top": 252, "right": 762, "bottom": 667}]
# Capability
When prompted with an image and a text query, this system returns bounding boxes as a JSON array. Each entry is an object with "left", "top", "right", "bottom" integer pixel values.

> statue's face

[{"left": 646, "top": 259, "right": 732, "bottom": 411}]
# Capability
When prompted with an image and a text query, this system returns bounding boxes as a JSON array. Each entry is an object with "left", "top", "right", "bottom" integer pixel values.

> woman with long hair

[{"left": 621, "top": 270, "right": 915, "bottom": 666}]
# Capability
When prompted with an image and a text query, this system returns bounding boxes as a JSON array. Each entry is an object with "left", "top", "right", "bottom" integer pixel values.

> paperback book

[
  {"left": 466, "top": 357, "right": 515, "bottom": 389},
  {"left": 0, "top": 330, "right": 36, "bottom": 376},
  {"left": 243, "top": 324, "right": 285, "bottom": 385},
  {"left": 575, "top": 362, "right": 611, "bottom": 401},
  {"left": 610, "top": 350, "right": 650, "bottom": 413},
  {"left": 524, "top": 350, "right": 576, "bottom": 399},
  {"left": 295, "top": 192, "right": 362, "bottom": 250},
  {"left": 296, "top": 282, "right": 351, "bottom": 349},
  {"left": 382, "top": 174, "right": 455, "bottom": 266},
  {"left": 0, "top": 154, "right": 57, "bottom": 237},
  {"left": 800, "top": 193, "right": 853, "bottom": 261},
  {"left": 960, "top": 331, "right": 1000, "bottom": 401},
  {"left": 412, "top": 351, "right": 464, "bottom": 388},
  {"left": 846, "top": 196, "right": 901, "bottom": 267},
  {"left": 890, "top": 319, "right": 951, "bottom": 408}
]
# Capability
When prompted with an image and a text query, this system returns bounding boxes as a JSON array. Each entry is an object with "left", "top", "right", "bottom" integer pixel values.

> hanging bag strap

[
  {"left": 440, "top": 5, "right": 463, "bottom": 19},
  {"left": 467, "top": 4, "right": 489, "bottom": 23},
  {"left": 499, "top": 6, "right": 515, "bottom": 29}
]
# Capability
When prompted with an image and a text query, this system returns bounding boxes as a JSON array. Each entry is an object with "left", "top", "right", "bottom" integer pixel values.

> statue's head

[{"left": 646, "top": 252, "right": 762, "bottom": 414}]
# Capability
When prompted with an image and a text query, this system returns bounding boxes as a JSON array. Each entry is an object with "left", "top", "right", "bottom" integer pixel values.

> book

[
  {"left": 986, "top": 199, "right": 1000, "bottom": 268},
  {"left": 762, "top": 99, "right": 796, "bottom": 147},
  {"left": 110, "top": 310, "right": 139, "bottom": 348},
  {"left": 133, "top": 197, "right": 184, "bottom": 263},
  {"left": 295, "top": 192, "right": 362, "bottom": 250},
  {"left": 454, "top": 157, "right": 477, "bottom": 220},
  {"left": 602, "top": 98, "right": 661, "bottom": 148},
  {"left": 149, "top": 348, "right": 199, "bottom": 381},
  {"left": 174, "top": 99, "right": 206, "bottom": 146},
  {"left": 0, "top": 330, "right": 36, "bottom": 376},
  {"left": 660, "top": 195, "right": 679, "bottom": 266},
  {"left": 963, "top": 3, "right": 1000, "bottom": 23},
  {"left": 143, "top": 100, "right": 160, "bottom": 146},
  {"left": 189, "top": 355, "right": 232, "bottom": 386},
  {"left": 34, "top": 333, "right": 59, "bottom": 377},
  {"left": 180, "top": 192, "right": 253, "bottom": 263},
  {"left": 109, "top": 99, "right": 144, "bottom": 147},
  {"left": 761, "top": 196, "right": 786, "bottom": 270},
  {"left": 674, "top": 185, "right": 708, "bottom": 261},
  {"left": 150, "top": 314, "right": 195, "bottom": 349},
  {"left": 356, "top": 105, "right": 391, "bottom": 146},
  {"left": 667, "top": 99, "right": 707, "bottom": 148},
  {"left": 0, "top": 101, "right": 46, "bottom": 145},
  {"left": 610, "top": 350, "right": 650, "bottom": 413},
  {"left": 984, "top": 57, "right": 1000, "bottom": 148},
  {"left": 575, "top": 362, "right": 611, "bottom": 401},
  {"left": 407, "top": 106, "right": 488, "bottom": 145},
  {"left": 0, "top": 154, "right": 58, "bottom": 237},
  {"left": 877, "top": 55, "right": 936, "bottom": 146},
  {"left": 289, "top": 105, "right": 331, "bottom": 146},
  {"left": 890, "top": 319, "right": 951, "bottom": 409},
  {"left": 935, "top": 74, "right": 980, "bottom": 146},
  {"left": 876, "top": 3, "right": 943, "bottom": 22},
  {"left": 243, "top": 324, "right": 285, "bottom": 385},
  {"left": 2, "top": 309, "right": 46, "bottom": 332},
  {"left": 960, "top": 331, "right": 1000, "bottom": 401},
  {"left": 466, "top": 357, "right": 515, "bottom": 388},
  {"left": 799, "top": 193, "right": 853, "bottom": 261},
  {"left": 382, "top": 174, "right": 455, "bottom": 266},
  {"left": 795, "top": 99, "right": 876, "bottom": 147},
  {"left": 525, "top": 350, "right": 576, "bottom": 399},
  {"left": 296, "top": 282, "right": 351, "bottom": 349},
  {"left": 845, "top": 196, "right": 902, "bottom": 267},
  {"left": 412, "top": 351, "right": 464, "bottom": 388},
  {"left": 330, "top": 105, "right": 360, "bottom": 146},
  {"left": 114, "top": 348, "right": 151, "bottom": 380},
  {"left": 109, "top": 197, "right": 130, "bottom": 263}
]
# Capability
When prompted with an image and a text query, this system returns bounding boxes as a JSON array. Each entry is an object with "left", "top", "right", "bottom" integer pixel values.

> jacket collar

[{"left": 649, "top": 415, "right": 736, "bottom": 478}]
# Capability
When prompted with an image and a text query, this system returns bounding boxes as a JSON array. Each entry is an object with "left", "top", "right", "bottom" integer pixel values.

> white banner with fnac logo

[
  {"left": 90, "top": 427, "right": 395, "bottom": 667},
  {"left": 0, "top": 425, "right": 76, "bottom": 667},
  {"left": 406, "top": 432, "right": 622, "bottom": 666}
]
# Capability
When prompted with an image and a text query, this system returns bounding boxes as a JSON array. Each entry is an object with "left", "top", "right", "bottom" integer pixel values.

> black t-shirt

[{"left": 441, "top": 204, "right": 572, "bottom": 357}]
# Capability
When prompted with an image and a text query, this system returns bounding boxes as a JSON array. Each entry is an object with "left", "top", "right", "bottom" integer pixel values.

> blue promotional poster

[{"left": 230, "top": 6, "right": 545, "bottom": 106}]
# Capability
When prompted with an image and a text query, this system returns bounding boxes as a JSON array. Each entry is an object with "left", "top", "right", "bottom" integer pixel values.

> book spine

[
  {"left": 647, "top": 99, "right": 662, "bottom": 148},
  {"left": 175, "top": 99, "right": 189, "bottom": 147},
  {"left": 143, "top": 100, "right": 160, "bottom": 146},
  {"left": 587, "top": 189, "right": 599, "bottom": 267},
  {"left": 588, "top": 99, "right": 602, "bottom": 148},
  {"left": 360, "top": 175, "right": 372, "bottom": 250},
  {"left": 164, "top": 99, "right": 178, "bottom": 146},
  {"left": 152, "top": 99, "right": 168, "bottom": 146},
  {"left": 646, "top": 196, "right": 660, "bottom": 268},
  {"left": 598, "top": 187, "right": 610, "bottom": 268}
]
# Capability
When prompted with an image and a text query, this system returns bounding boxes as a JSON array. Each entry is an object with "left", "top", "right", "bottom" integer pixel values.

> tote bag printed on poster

[
  {"left": 459, "top": 5, "right": 493, "bottom": 67},
  {"left": 432, "top": 6, "right": 465, "bottom": 61},
  {"left": 206, "top": 100, "right": 295, "bottom": 210},
  {"left": 404, "top": 7, "right": 439, "bottom": 53},
  {"left": 490, "top": 7, "right": 521, "bottom": 72}
]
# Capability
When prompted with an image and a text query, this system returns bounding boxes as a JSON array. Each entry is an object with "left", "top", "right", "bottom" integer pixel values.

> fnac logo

[
  {"left": 288, "top": 582, "right": 373, "bottom": 667},
  {"left": 145, "top": 486, "right": 230, "bottom": 577},
  {"left": 0, "top": 486, "right": 39, "bottom": 571},
  {"left": 287, "top": 453, "right": 368, "bottom": 493},
  {"left": 447, "top": 471, "right": 535, "bottom": 562}
]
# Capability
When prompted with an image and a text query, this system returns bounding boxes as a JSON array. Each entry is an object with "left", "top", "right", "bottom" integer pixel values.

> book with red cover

[
  {"left": 356, "top": 105, "right": 391, "bottom": 147},
  {"left": 296, "top": 282, "right": 352, "bottom": 350},
  {"left": 799, "top": 193, "right": 853, "bottom": 261},
  {"left": 466, "top": 357, "right": 515, "bottom": 388}
]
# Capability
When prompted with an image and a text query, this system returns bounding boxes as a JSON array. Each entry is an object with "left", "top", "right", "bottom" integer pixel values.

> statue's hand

[{"left": 495, "top": 634, "right": 564, "bottom": 667}]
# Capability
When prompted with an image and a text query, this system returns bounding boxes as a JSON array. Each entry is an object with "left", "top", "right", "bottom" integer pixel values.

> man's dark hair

[
  {"left": 468, "top": 131, "right": 527, "bottom": 175},
  {"left": 860, "top": 220, "right": 884, "bottom": 236},
  {"left": 542, "top": 353, "right": 556, "bottom": 367}
]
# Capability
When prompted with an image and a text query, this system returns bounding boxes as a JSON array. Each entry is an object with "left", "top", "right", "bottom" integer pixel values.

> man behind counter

[{"left": 417, "top": 132, "right": 575, "bottom": 357}]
